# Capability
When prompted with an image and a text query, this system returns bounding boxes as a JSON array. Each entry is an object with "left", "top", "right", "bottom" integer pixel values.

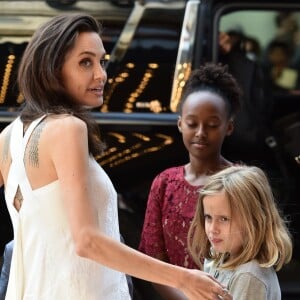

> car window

[{"left": 218, "top": 8, "right": 300, "bottom": 99}]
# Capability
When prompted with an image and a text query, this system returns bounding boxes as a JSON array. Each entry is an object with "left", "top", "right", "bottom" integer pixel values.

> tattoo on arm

[{"left": 27, "top": 122, "right": 45, "bottom": 167}]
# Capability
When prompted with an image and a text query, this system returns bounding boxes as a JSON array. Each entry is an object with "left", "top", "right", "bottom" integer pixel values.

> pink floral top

[{"left": 139, "top": 166, "right": 200, "bottom": 269}]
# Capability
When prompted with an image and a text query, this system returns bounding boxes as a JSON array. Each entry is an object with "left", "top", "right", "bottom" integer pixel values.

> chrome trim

[
  {"left": 108, "top": 1, "right": 145, "bottom": 64},
  {"left": 0, "top": 111, "right": 179, "bottom": 125},
  {"left": 108, "top": 0, "right": 185, "bottom": 64},
  {"left": 170, "top": 0, "right": 200, "bottom": 112}
]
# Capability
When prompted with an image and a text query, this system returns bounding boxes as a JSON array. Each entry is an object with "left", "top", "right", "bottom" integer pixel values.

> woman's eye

[
  {"left": 100, "top": 59, "right": 107, "bottom": 68},
  {"left": 80, "top": 58, "right": 92, "bottom": 67}
]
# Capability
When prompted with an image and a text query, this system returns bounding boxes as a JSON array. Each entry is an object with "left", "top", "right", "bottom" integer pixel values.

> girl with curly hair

[{"left": 139, "top": 63, "right": 242, "bottom": 299}]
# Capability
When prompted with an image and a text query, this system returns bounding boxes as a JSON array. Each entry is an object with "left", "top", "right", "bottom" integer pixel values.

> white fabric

[{"left": 5, "top": 116, "right": 130, "bottom": 300}]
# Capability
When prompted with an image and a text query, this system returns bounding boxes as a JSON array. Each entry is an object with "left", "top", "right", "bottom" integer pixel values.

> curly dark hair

[{"left": 179, "top": 63, "right": 242, "bottom": 119}]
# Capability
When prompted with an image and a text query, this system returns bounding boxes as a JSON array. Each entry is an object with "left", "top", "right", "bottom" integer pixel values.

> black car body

[{"left": 0, "top": 0, "right": 299, "bottom": 298}]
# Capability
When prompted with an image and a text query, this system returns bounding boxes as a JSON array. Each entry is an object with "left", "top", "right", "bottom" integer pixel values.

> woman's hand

[{"left": 181, "top": 269, "right": 232, "bottom": 300}]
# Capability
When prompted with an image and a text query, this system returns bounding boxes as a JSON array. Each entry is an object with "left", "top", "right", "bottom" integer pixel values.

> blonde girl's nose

[{"left": 210, "top": 220, "right": 220, "bottom": 234}]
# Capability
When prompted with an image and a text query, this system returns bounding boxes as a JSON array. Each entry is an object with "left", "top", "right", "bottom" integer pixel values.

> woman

[{"left": 0, "top": 13, "right": 230, "bottom": 300}]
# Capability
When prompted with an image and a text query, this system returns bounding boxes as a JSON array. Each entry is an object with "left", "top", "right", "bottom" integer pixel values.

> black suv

[{"left": 0, "top": 1, "right": 299, "bottom": 299}]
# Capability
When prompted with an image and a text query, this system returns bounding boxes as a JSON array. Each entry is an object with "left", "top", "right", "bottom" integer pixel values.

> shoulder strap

[
  {"left": 10, "top": 115, "right": 46, "bottom": 161},
  {"left": 9, "top": 115, "right": 47, "bottom": 197}
]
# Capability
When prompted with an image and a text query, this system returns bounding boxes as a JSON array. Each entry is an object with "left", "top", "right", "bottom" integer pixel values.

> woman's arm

[
  {"left": 78, "top": 226, "right": 231, "bottom": 299},
  {"left": 50, "top": 116, "right": 230, "bottom": 300},
  {"left": 0, "top": 125, "right": 13, "bottom": 187}
]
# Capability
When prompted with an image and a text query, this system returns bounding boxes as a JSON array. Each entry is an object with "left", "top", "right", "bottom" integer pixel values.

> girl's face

[
  {"left": 203, "top": 190, "right": 243, "bottom": 259},
  {"left": 61, "top": 31, "right": 107, "bottom": 108},
  {"left": 178, "top": 91, "right": 233, "bottom": 161}
]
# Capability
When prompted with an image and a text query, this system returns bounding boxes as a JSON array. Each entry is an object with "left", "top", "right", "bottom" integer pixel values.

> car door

[{"left": 179, "top": 0, "right": 300, "bottom": 297}]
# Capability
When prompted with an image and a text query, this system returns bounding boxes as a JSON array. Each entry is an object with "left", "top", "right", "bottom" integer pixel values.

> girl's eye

[
  {"left": 186, "top": 122, "right": 197, "bottom": 128},
  {"left": 204, "top": 214, "right": 211, "bottom": 221},
  {"left": 220, "top": 217, "right": 229, "bottom": 222}
]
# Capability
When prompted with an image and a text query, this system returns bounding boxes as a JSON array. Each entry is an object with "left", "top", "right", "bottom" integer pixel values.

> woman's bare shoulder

[
  {"left": 40, "top": 115, "right": 88, "bottom": 158},
  {"left": 45, "top": 114, "right": 87, "bottom": 136},
  {"left": 46, "top": 113, "right": 86, "bottom": 125}
]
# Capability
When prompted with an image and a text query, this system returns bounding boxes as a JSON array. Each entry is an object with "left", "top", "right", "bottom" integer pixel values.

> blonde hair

[{"left": 188, "top": 165, "right": 293, "bottom": 271}]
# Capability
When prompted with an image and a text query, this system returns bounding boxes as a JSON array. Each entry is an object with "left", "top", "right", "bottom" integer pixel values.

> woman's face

[
  {"left": 61, "top": 31, "right": 107, "bottom": 108},
  {"left": 178, "top": 91, "right": 233, "bottom": 161}
]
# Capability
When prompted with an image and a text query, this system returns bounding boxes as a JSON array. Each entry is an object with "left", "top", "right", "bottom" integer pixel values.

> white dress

[{"left": 5, "top": 116, "right": 131, "bottom": 300}]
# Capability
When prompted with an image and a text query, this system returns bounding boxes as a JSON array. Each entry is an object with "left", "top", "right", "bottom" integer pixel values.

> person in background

[
  {"left": 219, "top": 31, "right": 271, "bottom": 166},
  {"left": 244, "top": 36, "right": 261, "bottom": 61},
  {"left": 273, "top": 11, "right": 300, "bottom": 68},
  {"left": 263, "top": 39, "right": 300, "bottom": 94},
  {"left": 139, "top": 63, "right": 241, "bottom": 299},
  {"left": 0, "top": 13, "right": 231, "bottom": 300},
  {"left": 188, "top": 165, "right": 293, "bottom": 299}
]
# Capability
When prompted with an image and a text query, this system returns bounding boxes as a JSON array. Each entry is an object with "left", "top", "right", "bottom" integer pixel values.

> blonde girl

[{"left": 188, "top": 165, "right": 293, "bottom": 299}]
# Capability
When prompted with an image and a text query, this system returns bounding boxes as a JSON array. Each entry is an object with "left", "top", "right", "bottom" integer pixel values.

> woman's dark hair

[
  {"left": 18, "top": 13, "right": 104, "bottom": 156},
  {"left": 179, "top": 63, "right": 242, "bottom": 119}
]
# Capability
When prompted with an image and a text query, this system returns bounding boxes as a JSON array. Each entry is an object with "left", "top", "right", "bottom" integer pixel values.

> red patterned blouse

[{"left": 139, "top": 166, "right": 201, "bottom": 269}]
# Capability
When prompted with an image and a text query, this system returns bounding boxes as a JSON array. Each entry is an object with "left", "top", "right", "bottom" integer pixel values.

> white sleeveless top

[{"left": 5, "top": 116, "right": 130, "bottom": 300}]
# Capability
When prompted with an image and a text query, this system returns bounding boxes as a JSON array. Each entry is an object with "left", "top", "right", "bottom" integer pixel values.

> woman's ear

[
  {"left": 226, "top": 119, "right": 234, "bottom": 136},
  {"left": 177, "top": 116, "right": 182, "bottom": 133}
]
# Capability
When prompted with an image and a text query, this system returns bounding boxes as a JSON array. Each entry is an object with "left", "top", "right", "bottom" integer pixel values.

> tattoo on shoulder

[
  {"left": 2, "top": 127, "right": 12, "bottom": 163},
  {"left": 27, "top": 122, "right": 45, "bottom": 167}
]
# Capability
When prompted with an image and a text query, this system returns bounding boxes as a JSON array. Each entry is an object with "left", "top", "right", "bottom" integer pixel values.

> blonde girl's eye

[
  {"left": 204, "top": 214, "right": 212, "bottom": 222},
  {"left": 220, "top": 216, "right": 230, "bottom": 223}
]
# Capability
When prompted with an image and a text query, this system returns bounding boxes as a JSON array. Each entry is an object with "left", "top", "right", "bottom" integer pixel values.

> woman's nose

[{"left": 94, "top": 64, "right": 107, "bottom": 82}]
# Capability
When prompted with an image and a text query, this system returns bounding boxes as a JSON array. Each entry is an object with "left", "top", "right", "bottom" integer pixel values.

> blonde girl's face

[
  {"left": 61, "top": 31, "right": 107, "bottom": 108},
  {"left": 203, "top": 190, "right": 244, "bottom": 259}
]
